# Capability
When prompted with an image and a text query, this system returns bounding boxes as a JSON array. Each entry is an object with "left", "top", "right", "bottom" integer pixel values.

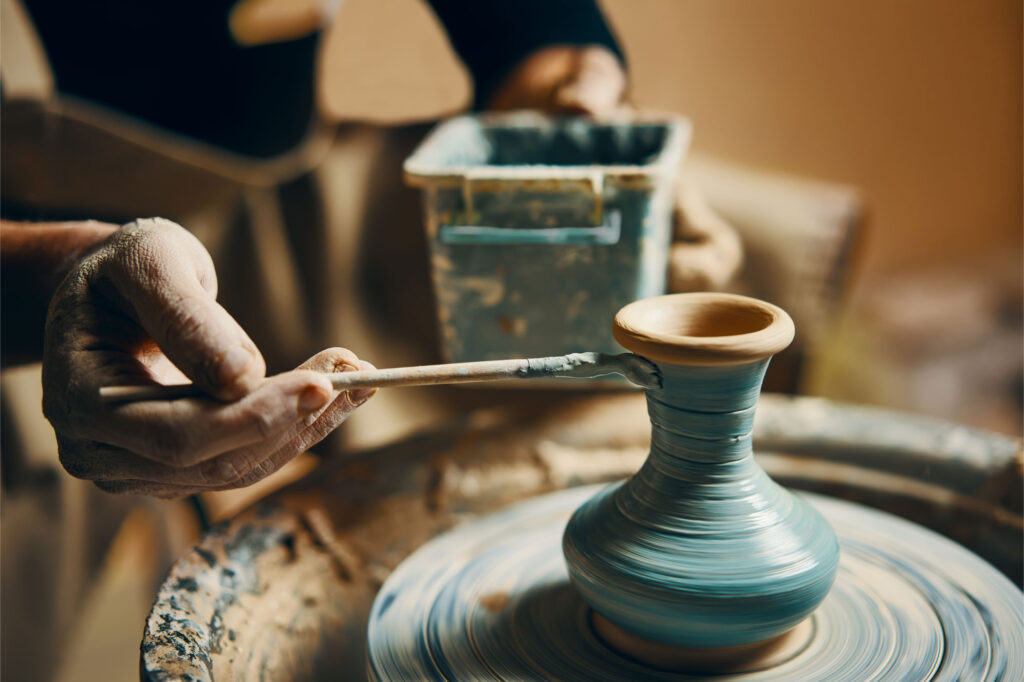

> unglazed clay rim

[{"left": 613, "top": 293, "right": 795, "bottom": 366}]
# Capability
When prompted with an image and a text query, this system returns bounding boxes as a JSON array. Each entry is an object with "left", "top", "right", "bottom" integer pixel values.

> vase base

[
  {"left": 591, "top": 611, "right": 813, "bottom": 674},
  {"left": 368, "top": 486, "right": 1022, "bottom": 680}
]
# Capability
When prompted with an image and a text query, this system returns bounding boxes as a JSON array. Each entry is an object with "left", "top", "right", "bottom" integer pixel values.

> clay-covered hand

[
  {"left": 487, "top": 45, "right": 627, "bottom": 116},
  {"left": 42, "top": 217, "right": 375, "bottom": 498},
  {"left": 668, "top": 182, "right": 744, "bottom": 292}
]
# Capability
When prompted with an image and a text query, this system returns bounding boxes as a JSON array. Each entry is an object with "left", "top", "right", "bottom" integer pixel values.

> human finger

[
  {"left": 553, "top": 46, "right": 627, "bottom": 116},
  {"left": 66, "top": 358, "right": 373, "bottom": 491},
  {"left": 297, "top": 346, "right": 377, "bottom": 408},
  {"left": 200, "top": 349, "right": 377, "bottom": 490},
  {"left": 58, "top": 436, "right": 292, "bottom": 490},
  {"left": 668, "top": 186, "right": 743, "bottom": 292},
  {"left": 220, "top": 349, "right": 378, "bottom": 489},
  {"left": 267, "top": 350, "right": 376, "bottom": 455},
  {"left": 554, "top": 77, "right": 624, "bottom": 116},
  {"left": 100, "top": 218, "right": 265, "bottom": 400},
  {"left": 57, "top": 437, "right": 217, "bottom": 488},
  {"left": 69, "top": 350, "right": 375, "bottom": 484},
  {"left": 57, "top": 435, "right": 211, "bottom": 497},
  {"left": 75, "top": 369, "right": 334, "bottom": 467},
  {"left": 62, "top": 349, "right": 376, "bottom": 495},
  {"left": 94, "top": 479, "right": 206, "bottom": 499},
  {"left": 79, "top": 388, "right": 371, "bottom": 497}
]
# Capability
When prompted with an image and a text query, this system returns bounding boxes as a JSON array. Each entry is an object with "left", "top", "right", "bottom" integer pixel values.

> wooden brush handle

[{"left": 98, "top": 353, "right": 660, "bottom": 404}]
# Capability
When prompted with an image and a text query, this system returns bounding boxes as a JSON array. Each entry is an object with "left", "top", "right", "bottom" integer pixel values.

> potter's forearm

[{"left": 1, "top": 219, "right": 118, "bottom": 366}]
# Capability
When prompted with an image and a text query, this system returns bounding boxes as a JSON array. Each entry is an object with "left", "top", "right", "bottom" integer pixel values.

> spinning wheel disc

[{"left": 367, "top": 485, "right": 1023, "bottom": 681}]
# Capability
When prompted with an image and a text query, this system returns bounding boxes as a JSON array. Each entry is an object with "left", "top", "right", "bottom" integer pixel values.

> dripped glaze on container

[{"left": 562, "top": 293, "right": 840, "bottom": 648}]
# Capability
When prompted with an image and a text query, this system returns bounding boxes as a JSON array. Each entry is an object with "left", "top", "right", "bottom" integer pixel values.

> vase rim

[{"left": 613, "top": 293, "right": 795, "bottom": 366}]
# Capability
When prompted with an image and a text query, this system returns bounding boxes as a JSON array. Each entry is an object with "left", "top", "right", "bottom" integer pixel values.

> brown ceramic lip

[{"left": 612, "top": 293, "right": 795, "bottom": 366}]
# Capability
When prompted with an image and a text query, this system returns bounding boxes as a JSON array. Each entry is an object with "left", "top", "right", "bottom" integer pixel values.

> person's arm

[
  {"left": 2, "top": 217, "right": 374, "bottom": 497},
  {"left": 426, "top": 0, "right": 628, "bottom": 115},
  {"left": 1, "top": 220, "right": 118, "bottom": 366}
]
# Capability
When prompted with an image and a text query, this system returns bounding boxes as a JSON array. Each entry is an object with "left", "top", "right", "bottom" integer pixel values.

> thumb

[
  {"left": 668, "top": 187, "right": 743, "bottom": 292},
  {"left": 553, "top": 47, "right": 627, "bottom": 116},
  {"left": 104, "top": 219, "right": 266, "bottom": 400}
]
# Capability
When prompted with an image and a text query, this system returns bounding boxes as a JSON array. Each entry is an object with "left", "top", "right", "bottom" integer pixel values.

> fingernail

[
  {"left": 349, "top": 387, "right": 376, "bottom": 405},
  {"left": 216, "top": 345, "right": 255, "bottom": 387},
  {"left": 298, "top": 386, "right": 331, "bottom": 414}
]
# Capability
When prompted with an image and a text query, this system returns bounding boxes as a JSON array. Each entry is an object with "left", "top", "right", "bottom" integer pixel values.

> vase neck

[{"left": 644, "top": 360, "right": 770, "bottom": 464}]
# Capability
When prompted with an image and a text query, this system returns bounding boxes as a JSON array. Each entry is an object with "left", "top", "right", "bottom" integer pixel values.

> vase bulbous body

[{"left": 562, "top": 294, "right": 839, "bottom": 648}]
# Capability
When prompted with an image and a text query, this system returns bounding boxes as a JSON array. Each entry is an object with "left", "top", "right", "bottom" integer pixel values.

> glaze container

[{"left": 404, "top": 112, "right": 690, "bottom": 362}]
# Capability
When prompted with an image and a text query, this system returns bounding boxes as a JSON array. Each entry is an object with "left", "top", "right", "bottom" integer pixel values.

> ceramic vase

[{"left": 562, "top": 293, "right": 839, "bottom": 650}]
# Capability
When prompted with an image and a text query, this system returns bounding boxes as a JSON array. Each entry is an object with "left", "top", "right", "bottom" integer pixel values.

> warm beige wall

[
  {"left": 320, "top": 0, "right": 1022, "bottom": 283},
  {"left": 320, "top": 0, "right": 470, "bottom": 120}
]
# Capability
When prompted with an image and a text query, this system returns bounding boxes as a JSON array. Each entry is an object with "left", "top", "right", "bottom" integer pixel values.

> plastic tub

[{"left": 405, "top": 112, "right": 690, "bottom": 362}]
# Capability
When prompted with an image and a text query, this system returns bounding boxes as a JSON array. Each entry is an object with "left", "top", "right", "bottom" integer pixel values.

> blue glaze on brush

[{"left": 562, "top": 360, "right": 840, "bottom": 648}]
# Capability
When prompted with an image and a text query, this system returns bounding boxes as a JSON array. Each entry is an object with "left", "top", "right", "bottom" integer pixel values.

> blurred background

[
  {"left": 2, "top": 0, "right": 1020, "bottom": 680},
  {"left": 319, "top": 0, "right": 1022, "bottom": 435}
]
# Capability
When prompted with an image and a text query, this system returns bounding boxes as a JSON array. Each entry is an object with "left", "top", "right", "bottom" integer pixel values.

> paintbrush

[{"left": 98, "top": 352, "right": 661, "bottom": 404}]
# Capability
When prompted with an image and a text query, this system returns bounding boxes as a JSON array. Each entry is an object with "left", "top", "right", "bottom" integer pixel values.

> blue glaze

[
  {"left": 562, "top": 360, "right": 840, "bottom": 647},
  {"left": 366, "top": 485, "right": 1024, "bottom": 680}
]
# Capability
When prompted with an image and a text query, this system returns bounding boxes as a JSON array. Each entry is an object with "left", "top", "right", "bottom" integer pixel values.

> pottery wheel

[{"left": 367, "top": 485, "right": 1023, "bottom": 681}]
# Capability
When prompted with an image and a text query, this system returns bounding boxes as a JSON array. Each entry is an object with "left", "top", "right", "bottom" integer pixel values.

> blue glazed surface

[
  {"left": 367, "top": 485, "right": 1023, "bottom": 681},
  {"left": 562, "top": 361, "right": 840, "bottom": 647}
]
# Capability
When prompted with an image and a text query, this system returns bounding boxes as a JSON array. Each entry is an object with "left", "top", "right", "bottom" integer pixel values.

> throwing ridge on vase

[{"left": 562, "top": 293, "right": 840, "bottom": 652}]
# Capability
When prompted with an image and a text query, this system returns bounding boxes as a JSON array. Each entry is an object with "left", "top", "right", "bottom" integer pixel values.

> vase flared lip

[{"left": 613, "top": 293, "right": 795, "bottom": 366}]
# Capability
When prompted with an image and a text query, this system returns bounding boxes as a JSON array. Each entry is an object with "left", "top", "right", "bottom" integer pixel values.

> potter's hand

[
  {"left": 42, "top": 217, "right": 375, "bottom": 498},
  {"left": 483, "top": 45, "right": 740, "bottom": 290},
  {"left": 668, "top": 182, "right": 744, "bottom": 292},
  {"left": 487, "top": 45, "right": 627, "bottom": 116}
]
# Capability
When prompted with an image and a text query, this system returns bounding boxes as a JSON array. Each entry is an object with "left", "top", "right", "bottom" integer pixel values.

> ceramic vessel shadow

[{"left": 562, "top": 294, "right": 840, "bottom": 648}]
